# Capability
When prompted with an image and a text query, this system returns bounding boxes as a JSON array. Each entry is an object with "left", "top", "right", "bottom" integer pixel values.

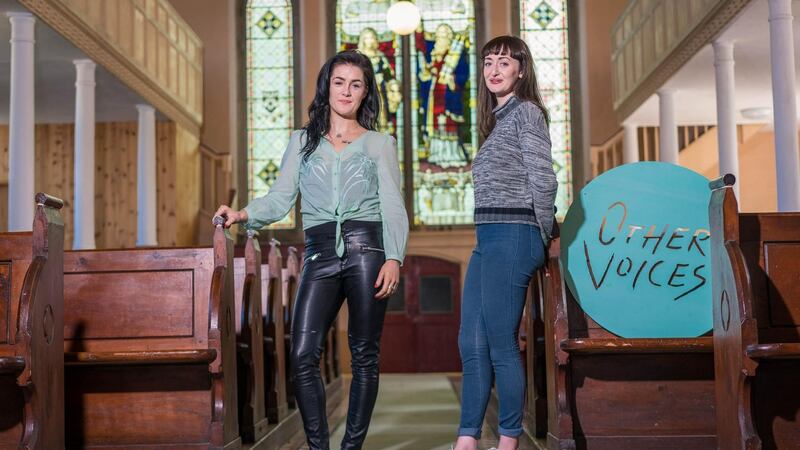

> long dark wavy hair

[
  {"left": 478, "top": 35, "right": 549, "bottom": 138},
  {"left": 301, "top": 50, "right": 381, "bottom": 159}
]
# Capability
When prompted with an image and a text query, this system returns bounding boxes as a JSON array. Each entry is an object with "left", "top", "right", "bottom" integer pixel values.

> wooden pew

[
  {"left": 281, "top": 247, "right": 299, "bottom": 407},
  {"left": 0, "top": 194, "right": 65, "bottom": 449},
  {"left": 709, "top": 175, "right": 800, "bottom": 449},
  {"left": 233, "top": 230, "right": 269, "bottom": 442},
  {"left": 263, "top": 240, "right": 288, "bottom": 423},
  {"left": 538, "top": 238, "right": 716, "bottom": 449},
  {"left": 62, "top": 218, "right": 241, "bottom": 449}
]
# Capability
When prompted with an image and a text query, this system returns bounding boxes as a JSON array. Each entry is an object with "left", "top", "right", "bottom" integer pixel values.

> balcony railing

[{"left": 21, "top": 0, "right": 203, "bottom": 135}]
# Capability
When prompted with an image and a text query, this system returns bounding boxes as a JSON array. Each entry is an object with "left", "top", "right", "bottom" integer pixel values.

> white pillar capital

[
  {"left": 7, "top": 11, "right": 36, "bottom": 231},
  {"left": 7, "top": 12, "right": 35, "bottom": 41},
  {"left": 712, "top": 40, "right": 734, "bottom": 63},
  {"left": 136, "top": 103, "right": 156, "bottom": 115},
  {"left": 73, "top": 59, "right": 96, "bottom": 84},
  {"left": 768, "top": 0, "right": 793, "bottom": 20},
  {"left": 657, "top": 88, "right": 676, "bottom": 97}
]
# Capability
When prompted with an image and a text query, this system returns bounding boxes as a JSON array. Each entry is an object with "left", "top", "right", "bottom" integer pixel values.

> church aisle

[
  {"left": 329, "top": 373, "right": 461, "bottom": 450},
  {"left": 282, "top": 373, "right": 543, "bottom": 450}
]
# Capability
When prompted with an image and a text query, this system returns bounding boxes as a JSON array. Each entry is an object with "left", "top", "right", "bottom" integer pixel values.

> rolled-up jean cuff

[
  {"left": 498, "top": 426, "right": 523, "bottom": 438},
  {"left": 457, "top": 427, "right": 482, "bottom": 439}
]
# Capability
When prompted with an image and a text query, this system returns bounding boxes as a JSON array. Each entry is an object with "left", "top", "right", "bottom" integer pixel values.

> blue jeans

[{"left": 457, "top": 223, "right": 545, "bottom": 439}]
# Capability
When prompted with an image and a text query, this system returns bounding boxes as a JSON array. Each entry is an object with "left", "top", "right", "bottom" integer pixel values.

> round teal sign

[{"left": 561, "top": 162, "right": 712, "bottom": 338}]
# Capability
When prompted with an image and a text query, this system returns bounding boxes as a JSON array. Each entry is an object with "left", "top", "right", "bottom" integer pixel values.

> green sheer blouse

[{"left": 244, "top": 130, "right": 408, "bottom": 263}]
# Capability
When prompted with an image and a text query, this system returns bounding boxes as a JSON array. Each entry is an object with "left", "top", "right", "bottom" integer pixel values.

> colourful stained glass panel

[
  {"left": 336, "top": 0, "right": 404, "bottom": 165},
  {"left": 521, "top": 0, "right": 572, "bottom": 219},
  {"left": 410, "top": 0, "right": 477, "bottom": 226},
  {"left": 246, "top": 0, "right": 295, "bottom": 228}
]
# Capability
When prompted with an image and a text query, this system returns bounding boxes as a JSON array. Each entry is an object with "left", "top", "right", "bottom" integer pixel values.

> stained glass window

[
  {"left": 411, "top": 0, "right": 477, "bottom": 226},
  {"left": 520, "top": 0, "right": 572, "bottom": 218},
  {"left": 336, "top": 0, "right": 405, "bottom": 168},
  {"left": 334, "top": 0, "right": 478, "bottom": 227},
  {"left": 246, "top": 0, "right": 295, "bottom": 228}
]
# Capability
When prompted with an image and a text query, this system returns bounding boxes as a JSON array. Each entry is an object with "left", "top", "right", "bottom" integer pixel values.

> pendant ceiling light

[{"left": 386, "top": 1, "right": 421, "bottom": 35}]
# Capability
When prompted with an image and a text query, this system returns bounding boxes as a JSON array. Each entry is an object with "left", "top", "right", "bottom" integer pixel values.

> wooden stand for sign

[
  {"left": 535, "top": 238, "right": 716, "bottom": 449},
  {"left": 709, "top": 175, "right": 800, "bottom": 449}
]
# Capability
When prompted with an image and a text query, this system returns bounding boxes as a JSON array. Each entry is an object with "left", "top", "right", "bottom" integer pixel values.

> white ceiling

[
  {"left": 625, "top": 0, "right": 800, "bottom": 126},
  {"left": 0, "top": 0, "right": 163, "bottom": 124}
]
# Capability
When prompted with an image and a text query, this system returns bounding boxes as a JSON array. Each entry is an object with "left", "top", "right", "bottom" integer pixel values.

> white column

[
  {"left": 658, "top": 89, "right": 679, "bottom": 165},
  {"left": 7, "top": 13, "right": 35, "bottom": 231},
  {"left": 713, "top": 41, "right": 740, "bottom": 198},
  {"left": 136, "top": 104, "right": 158, "bottom": 247},
  {"left": 768, "top": 0, "right": 800, "bottom": 211},
  {"left": 622, "top": 123, "right": 639, "bottom": 164},
  {"left": 73, "top": 59, "right": 96, "bottom": 249}
]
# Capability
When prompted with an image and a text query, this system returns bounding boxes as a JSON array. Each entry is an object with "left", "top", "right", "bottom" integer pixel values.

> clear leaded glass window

[
  {"left": 245, "top": 0, "right": 295, "bottom": 228},
  {"left": 520, "top": 0, "right": 572, "bottom": 218},
  {"left": 411, "top": 0, "right": 477, "bottom": 226}
]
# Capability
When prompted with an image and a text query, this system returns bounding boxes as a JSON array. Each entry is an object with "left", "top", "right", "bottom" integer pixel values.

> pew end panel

[
  {"left": 0, "top": 193, "right": 65, "bottom": 450},
  {"left": 282, "top": 246, "right": 300, "bottom": 403},
  {"left": 233, "top": 231, "right": 269, "bottom": 442},
  {"left": 264, "top": 239, "right": 288, "bottom": 423},
  {"left": 709, "top": 177, "right": 800, "bottom": 450}
]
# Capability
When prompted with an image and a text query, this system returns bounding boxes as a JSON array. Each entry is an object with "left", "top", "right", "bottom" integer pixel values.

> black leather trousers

[{"left": 291, "top": 220, "right": 388, "bottom": 450}]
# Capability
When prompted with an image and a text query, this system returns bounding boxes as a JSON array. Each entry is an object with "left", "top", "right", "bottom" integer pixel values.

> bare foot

[
  {"left": 454, "top": 436, "right": 479, "bottom": 450},
  {"left": 497, "top": 435, "right": 518, "bottom": 450}
]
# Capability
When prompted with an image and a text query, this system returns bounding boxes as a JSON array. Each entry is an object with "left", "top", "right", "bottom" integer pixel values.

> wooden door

[{"left": 380, "top": 255, "right": 461, "bottom": 373}]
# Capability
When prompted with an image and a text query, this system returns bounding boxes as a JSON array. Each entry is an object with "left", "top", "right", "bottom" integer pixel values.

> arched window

[
  {"left": 520, "top": 0, "right": 572, "bottom": 217},
  {"left": 245, "top": 0, "right": 296, "bottom": 228}
]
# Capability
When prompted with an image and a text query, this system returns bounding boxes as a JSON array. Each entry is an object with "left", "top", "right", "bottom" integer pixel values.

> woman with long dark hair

[
  {"left": 215, "top": 49, "right": 408, "bottom": 450},
  {"left": 453, "top": 36, "right": 557, "bottom": 450}
]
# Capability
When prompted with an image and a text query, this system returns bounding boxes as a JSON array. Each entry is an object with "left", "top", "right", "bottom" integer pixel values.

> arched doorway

[{"left": 380, "top": 255, "right": 461, "bottom": 373}]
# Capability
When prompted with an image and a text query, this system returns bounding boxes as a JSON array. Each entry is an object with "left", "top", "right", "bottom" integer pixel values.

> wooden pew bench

[
  {"left": 233, "top": 230, "right": 268, "bottom": 442},
  {"left": 538, "top": 238, "right": 716, "bottom": 449},
  {"left": 709, "top": 175, "right": 800, "bottom": 449},
  {"left": 62, "top": 221, "right": 241, "bottom": 449},
  {"left": 0, "top": 194, "right": 65, "bottom": 449}
]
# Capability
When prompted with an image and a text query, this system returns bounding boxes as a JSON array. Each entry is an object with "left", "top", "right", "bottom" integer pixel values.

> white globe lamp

[{"left": 386, "top": 1, "right": 421, "bottom": 36}]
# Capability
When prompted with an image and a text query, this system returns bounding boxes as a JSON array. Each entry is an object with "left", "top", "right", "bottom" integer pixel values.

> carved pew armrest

[
  {"left": 745, "top": 343, "right": 800, "bottom": 360},
  {"left": 64, "top": 349, "right": 217, "bottom": 366},
  {"left": 0, "top": 356, "right": 26, "bottom": 375},
  {"left": 560, "top": 337, "right": 713, "bottom": 354}
]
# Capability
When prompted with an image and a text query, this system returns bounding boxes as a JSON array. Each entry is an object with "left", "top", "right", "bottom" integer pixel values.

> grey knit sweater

[{"left": 472, "top": 95, "right": 558, "bottom": 244}]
